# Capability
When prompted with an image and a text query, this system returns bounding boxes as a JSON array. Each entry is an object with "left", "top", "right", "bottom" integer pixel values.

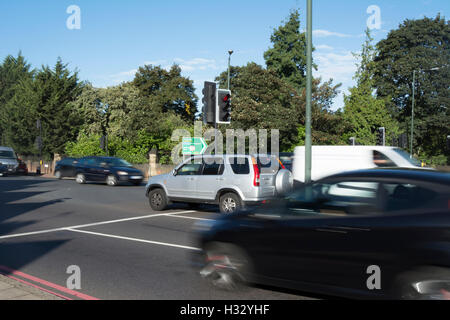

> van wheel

[
  {"left": 55, "top": 170, "right": 62, "bottom": 179},
  {"left": 219, "top": 193, "right": 241, "bottom": 214},
  {"left": 149, "top": 188, "right": 168, "bottom": 211}
]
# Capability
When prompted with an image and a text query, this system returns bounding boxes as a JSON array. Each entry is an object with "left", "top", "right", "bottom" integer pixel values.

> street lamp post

[
  {"left": 410, "top": 70, "right": 416, "bottom": 157},
  {"left": 410, "top": 67, "right": 440, "bottom": 157},
  {"left": 227, "top": 50, "right": 233, "bottom": 90},
  {"left": 305, "top": 0, "right": 312, "bottom": 184}
]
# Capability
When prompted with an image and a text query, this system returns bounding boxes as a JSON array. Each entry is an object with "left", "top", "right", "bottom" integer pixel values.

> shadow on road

[
  {"left": 0, "top": 239, "right": 70, "bottom": 276},
  {"left": 0, "top": 178, "right": 73, "bottom": 276}
]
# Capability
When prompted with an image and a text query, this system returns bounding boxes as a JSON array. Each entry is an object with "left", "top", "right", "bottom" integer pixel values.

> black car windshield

[
  {"left": 104, "top": 158, "right": 133, "bottom": 167},
  {"left": 393, "top": 148, "right": 421, "bottom": 167},
  {"left": 0, "top": 151, "right": 16, "bottom": 159}
]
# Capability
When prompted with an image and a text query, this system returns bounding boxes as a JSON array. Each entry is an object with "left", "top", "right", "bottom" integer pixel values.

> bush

[{"left": 65, "top": 134, "right": 105, "bottom": 157}]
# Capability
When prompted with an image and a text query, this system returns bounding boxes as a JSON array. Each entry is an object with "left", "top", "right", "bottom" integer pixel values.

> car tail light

[{"left": 251, "top": 157, "right": 260, "bottom": 187}]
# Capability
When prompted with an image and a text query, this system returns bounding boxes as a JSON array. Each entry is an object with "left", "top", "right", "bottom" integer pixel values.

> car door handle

[
  {"left": 316, "top": 226, "right": 371, "bottom": 233},
  {"left": 315, "top": 228, "right": 348, "bottom": 234},
  {"left": 216, "top": 178, "right": 224, "bottom": 181}
]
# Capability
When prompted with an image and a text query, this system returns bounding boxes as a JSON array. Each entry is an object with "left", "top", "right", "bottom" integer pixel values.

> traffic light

[
  {"left": 202, "top": 81, "right": 216, "bottom": 125},
  {"left": 376, "top": 127, "right": 385, "bottom": 146},
  {"left": 216, "top": 89, "right": 231, "bottom": 124},
  {"left": 399, "top": 133, "right": 408, "bottom": 149}
]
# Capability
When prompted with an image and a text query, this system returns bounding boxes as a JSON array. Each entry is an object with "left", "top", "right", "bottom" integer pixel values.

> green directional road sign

[{"left": 182, "top": 137, "right": 207, "bottom": 155}]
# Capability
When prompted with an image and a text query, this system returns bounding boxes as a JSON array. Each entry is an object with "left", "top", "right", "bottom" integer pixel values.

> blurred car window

[
  {"left": 382, "top": 183, "right": 438, "bottom": 212},
  {"left": 373, "top": 150, "right": 395, "bottom": 167},
  {"left": 284, "top": 180, "right": 379, "bottom": 217}
]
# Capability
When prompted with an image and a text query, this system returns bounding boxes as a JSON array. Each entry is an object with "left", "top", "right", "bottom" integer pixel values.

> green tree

[
  {"left": 343, "top": 29, "right": 399, "bottom": 145},
  {"left": 215, "top": 63, "right": 302, "bottom": 151},
  {"left": 374, "top": 15, "right": 449, "bottom": 159},
  {"left": 133, "top": 64, "right": 198, "bottom": 122},
  {"left": 33, "top": 58, "right": 85, "bottom": 157},
  {"left": 0, "top": 52, "right": 34, "bottom": 146},
  {"left": 264, "top": 9, "right": 313, "bottom": 91}
]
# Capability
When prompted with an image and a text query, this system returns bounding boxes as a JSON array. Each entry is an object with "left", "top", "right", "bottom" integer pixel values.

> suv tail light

[{"left": 251, "top": 157, "right": 260, "bottom": 187}]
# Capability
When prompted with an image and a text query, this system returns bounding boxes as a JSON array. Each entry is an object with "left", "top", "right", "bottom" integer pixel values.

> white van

[{"left": 292, "top": 146, "right": 424, "bottom": 183}]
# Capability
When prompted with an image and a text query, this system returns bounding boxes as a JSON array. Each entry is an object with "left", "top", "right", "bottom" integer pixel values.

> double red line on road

[{"left": 0, "top": 265, "right": 99, "bottom": 300}]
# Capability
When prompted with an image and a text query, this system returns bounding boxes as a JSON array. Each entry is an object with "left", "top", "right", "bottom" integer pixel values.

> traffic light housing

[
  {"left": 376, "top": 127, "right": 385, "bottom": 146},
  {"left": 216, "top": 89, "right": 231, "bottom": 124},
  {"left": 202, "top": 81, "right": 216, "bottom": 125}
]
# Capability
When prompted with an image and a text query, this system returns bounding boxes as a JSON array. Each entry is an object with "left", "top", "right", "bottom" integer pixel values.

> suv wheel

[
  {"left": 75, "top": 173, "right": 86, "bottom": 184},
  {"left": 149, "top": 188, "right": 168, "bottom": 211},
  {"left": 219, "top": 193, "right": 241, "bottom": 214}
]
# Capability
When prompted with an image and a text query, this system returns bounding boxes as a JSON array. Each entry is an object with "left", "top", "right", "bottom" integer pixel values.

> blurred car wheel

[
  {"left": 76, "top": 173, "right": 86, "bottom": 184},
  {"left": 200, "top": 242, "right": 252, "bottom": 291},
  {"left": 106, "top": 175, "right": 118, "bottom": 186}
]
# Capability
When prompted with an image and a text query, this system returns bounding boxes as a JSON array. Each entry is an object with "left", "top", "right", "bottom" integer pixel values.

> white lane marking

[
  {"left": 166, "top": 214, "right": 214, "bottom": 221},
  {"left": 67, "top": 228, "right": 201, "bottom": 251},
  {"left": 0, "top": 211, "right": 196, "bottom": 240}
]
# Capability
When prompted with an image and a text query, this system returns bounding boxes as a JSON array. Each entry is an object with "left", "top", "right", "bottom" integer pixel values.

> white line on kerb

[
  {"left": 0, "top": 210, "right": 197, "bottom": 240},
  {"left": 66, "top": 228, "right": 201, "bottom": 251}
]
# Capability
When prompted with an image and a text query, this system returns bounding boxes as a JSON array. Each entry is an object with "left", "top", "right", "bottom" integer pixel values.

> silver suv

[
  {"left": 145, "top": 154, "right": 292, "bottom": 214},
  {"left": 0, "top": 146, "right": 19, "bottom": 175}
]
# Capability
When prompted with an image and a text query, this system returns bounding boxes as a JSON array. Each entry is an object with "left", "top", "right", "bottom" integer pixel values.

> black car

[
  {"left": 278, "top": 152, "right": 293, "bottom": 172},
  {"left": 0, "top": 163, "right": 7, "bottom": 176},
  {"left": 194, "top": 168, "right": 450, "bottom": 300},
  {"left": 75, "top": 156, "right": 144, "bottom": 186},
  {"left": 55, "top": 157, "right": 79, "bottom": 179}
]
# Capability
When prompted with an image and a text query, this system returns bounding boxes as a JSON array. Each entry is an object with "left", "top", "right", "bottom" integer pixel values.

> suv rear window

[{"left": 229, "top": 157, "right": 250, "bottom": 174}]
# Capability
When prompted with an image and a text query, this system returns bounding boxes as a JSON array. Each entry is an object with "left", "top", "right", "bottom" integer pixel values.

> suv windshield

[
  {"left": 393, "top": 148, "right": 421, "bottom": 167},
  {"left": 0, "top": 150, "right": 15, "bottom": 159}
]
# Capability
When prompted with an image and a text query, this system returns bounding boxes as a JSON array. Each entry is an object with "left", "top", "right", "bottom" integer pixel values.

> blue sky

[{"left": 0, "top": 0, "right": 448, "bottom": 111}]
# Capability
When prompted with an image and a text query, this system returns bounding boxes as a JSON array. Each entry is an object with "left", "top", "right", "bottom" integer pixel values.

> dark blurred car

[
  {"left": 16, "top": 159, "right": 28, "bottom": 175},
  {"left": 0, "top": 163, "right": 7, "bottom": 176},
  {"left": 55, "top": 157, "right": 79, "bottom": 179},
  {"left": 194, "top": 168, "right": 450, "bottom": 300},
  {"left": 75, "top": 156, "right": 144, "bottom": 186}
]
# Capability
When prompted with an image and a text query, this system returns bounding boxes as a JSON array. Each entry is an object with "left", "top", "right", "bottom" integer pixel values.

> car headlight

[{"left": 117, "top": 171, "right": 129, "bottom": 176}]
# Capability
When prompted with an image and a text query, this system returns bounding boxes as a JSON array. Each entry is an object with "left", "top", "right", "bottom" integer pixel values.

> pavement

[{"left": 0, "top": 273, "right": 62, "bottom": 300}]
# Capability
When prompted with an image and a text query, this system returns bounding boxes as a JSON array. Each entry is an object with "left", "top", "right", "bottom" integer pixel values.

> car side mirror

[{"left": 172, "top": 169, "right": 177, "bottom": 176}]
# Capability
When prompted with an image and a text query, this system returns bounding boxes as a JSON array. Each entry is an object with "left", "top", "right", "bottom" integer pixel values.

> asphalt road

[{"left": 0, "top": 176, "right": 316, "bottom": 300}]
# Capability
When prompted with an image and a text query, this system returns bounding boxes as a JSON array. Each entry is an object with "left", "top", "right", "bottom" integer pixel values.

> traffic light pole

[
  {"left": 410, "top": 70, "right": 415, "bottom": 158},
  {"left": 305, "top": 0, "right": 312, "bottom": 184}
]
